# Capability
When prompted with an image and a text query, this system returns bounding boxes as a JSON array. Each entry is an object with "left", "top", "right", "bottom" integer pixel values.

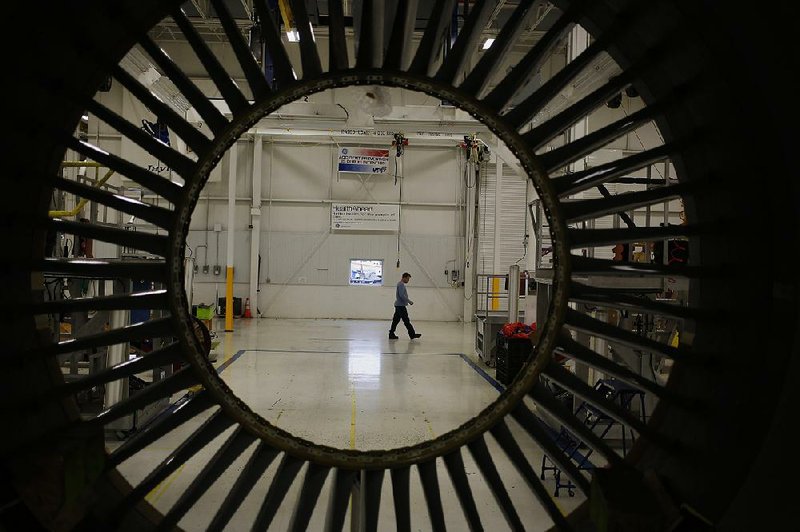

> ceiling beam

[
  {"left": 239, "top": 0, "right": 253, "bottom": 20},
  {"left": 191, "top": 0, "right": 211, "bottom": 19}
]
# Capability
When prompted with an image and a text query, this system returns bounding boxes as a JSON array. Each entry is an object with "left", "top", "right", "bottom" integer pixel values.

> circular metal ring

[{"left": 169, "top": 72, "right": 571, "bottom": 469}]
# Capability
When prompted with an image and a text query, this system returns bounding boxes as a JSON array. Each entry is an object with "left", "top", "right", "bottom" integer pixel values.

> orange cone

[{"left": 243, "top": 297, "right": 252, "bottom": 318}]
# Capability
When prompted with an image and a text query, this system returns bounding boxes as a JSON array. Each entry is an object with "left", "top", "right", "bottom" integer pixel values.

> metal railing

[{"left": 475, "top": 272, "right": 529, "bottom": 320}]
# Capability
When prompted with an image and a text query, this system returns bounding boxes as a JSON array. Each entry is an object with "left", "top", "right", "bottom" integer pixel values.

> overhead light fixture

[
  {"left": 482, "top": 38, "right": 495, "bottom": 50},
  {"left": 286, "top": 29, "right": 300, "bottom": 42}
]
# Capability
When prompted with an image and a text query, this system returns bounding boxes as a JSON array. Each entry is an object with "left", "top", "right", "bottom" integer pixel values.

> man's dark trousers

[{"left": 390, "top": 306, "right": 416, "bottom": 336}]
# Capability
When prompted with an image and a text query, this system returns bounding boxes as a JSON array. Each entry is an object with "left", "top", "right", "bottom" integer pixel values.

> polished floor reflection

[
  {"left": 110, "top": 318, "right": 586, "bottom": 530},
  {"left": 219, "top": 319, "right": 499, "bottom": 450}
]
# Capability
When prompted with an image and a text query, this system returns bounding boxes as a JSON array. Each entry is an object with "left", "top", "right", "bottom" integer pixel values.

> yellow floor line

[
  {"left": 348, "top": 385, "right": 357, "bottom": 515},
  {"left": 146, "top": 463, "right": 186, "bottom": 504},
  {"left": 554, "top": 499, "right": 565, "bottom": 515},
  {"left": 349, "top": 384, "right": 357, "bottom": 450},
  {"left": 221, "top": 331, "right": 236, "bottom": 365},
  {"left": 424, "top": 418, "right": 436, "bottom": 439}
]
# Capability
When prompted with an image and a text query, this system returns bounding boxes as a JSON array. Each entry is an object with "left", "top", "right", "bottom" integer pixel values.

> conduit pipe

[
  {"left": 249, "top": 136, "right": 263, "bottom": 318},
  {"left": 225, "top": 143, "right": 238, "bottom": 332}
]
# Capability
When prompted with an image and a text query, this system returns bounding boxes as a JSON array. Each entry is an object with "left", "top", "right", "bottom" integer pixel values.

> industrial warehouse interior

[{"left": 2, "top": 0, "right": 798, "bottom": 531}]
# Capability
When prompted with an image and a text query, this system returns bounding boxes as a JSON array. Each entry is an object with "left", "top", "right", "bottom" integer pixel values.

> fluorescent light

[
  {"left": 81, "top": 114, "right": 89, "bottom": 122},
  {"left": 286, "top": 29, "right": 300, "bottom": 42},
  {"left": 482, "top": 38, "right": 495, "bottom": 50}
]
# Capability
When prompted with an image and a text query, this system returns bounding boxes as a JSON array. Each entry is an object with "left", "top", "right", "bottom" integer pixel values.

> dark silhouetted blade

[
  {"left": 253, "top": 454, "right": 305, "bottom": 530},
  {"left": 542, "top": 362, "right": 653, "bottom": 439},
  {"left": 539, "top": 89, "right": 692, "bottom": 174},
  {"left": 561, "top": 181, "right": 694, "bottom": 223},
  {"left": 483, "top": 6, "right": 575, "bottom": 110},
  {"left": 510, "top": 403, "right": 592, "bottom": 495},
  {"left": 363, "top": 469, "right": 385, "bottom": 531},
  {"left": 554, "top": 333, "right": 676, "bottom": 401},
  {"left": 327, "top": 0, "right": 350, "bottom": 71},
  {"left": 157, "top": 427, "right": 258, "bottom": 531},
  {"left": 21, "top": 317, "right": 173, "bottom": 359},
  {"left": 467, "top": 436, "right": 524, "bottom": 530},
  {"left": 84, "top": 100, "right": 195, "bottom": 178},
  {"left": 435, "top": 0, "right": 493, "bottom": 84},
  {"left": 54, "top": 176, "right": 175, "bottom": 230},
  {"left": 527, "top": 380, "right": 624, "bottom": 468},
  {"left": 139, "top": 36, "right": 229, "bottom": 135},
  {"left": 522, "top": 72, "right": 636, "bottom": 151},
  {"left": 552, "top": 144, "right": 674, "bottom": 197},
  {"left": 112, "top": 65, "right": 211, "bottom": 155},
  {"left": 253, "top": 0, "right": 297, "bottom": 86},
  {"left": 571, "top": 255, "right": 708, "bottom": 278},
  {"left": 210, "top": 0, "right": 271, "bottom": 100},
  {"left": 28, "top": 288, "right": 168, "bottom": 315},
  {"left": 417, "top": 460, "right": 446, "bottom": 531},
  {"left": 65, "top": 137, "right": 183, "bottom": 204},
  {"left": 172, "top": 7, "right": 249, "bottom": 114},
  {"left": 86, "top": 368, "right": 197, "bottom": 431},
  {"left": 564, "top": 307, "right": 691, "bottom": 361},
  {"left": 442, "top": 450, "right": 483, "bottom": 531},
  {"left": 113, "top": 409, "right": 235, "bottom": 521},
  {"left": 569, "top": 282, "right": 712, "bottom": 322},
  {"left": 490, "top": 421, "right": 572, "bottom": 530},
  {"left": 36, "top": 257, "right": 167, "bottom": 280},
  {"left": 207, "top": 442, "right": 280, "bottom": 531},
  {"left": 0, "top": 369, "right": 199, "bottom": 454},
  {"left": 520, "top": 25, "right": 680, "bottom": 149},
  {"left": 460, "top": 0, "right": 536, "bottom": 97},
  {"left": 324, "top": 468, "right": 357, "bottom": 532},
  {"left": 502, "top": 38, "right": 606, "bottom": 130},
  {"left": 108, "top": 392, "right": 217, "bottom": 468},
  {"left": 55, "top": 341, "right": 182, "bottom": 400},
  {"left": 289, "top": 463, "right": 331, "bottom": 531},
  {"left": 568, "top": 224, "right": 703, "bottom": 249},
  {"left": 408, "top": 0, "right": 456, "bottom": 76},
  {"left": 356, "top": 0, "right": 378, "bottom": 68},
  {"left": 391, "top": 466, "right": 412, "bottom": 532},
  {"left": 49, "top": 218, "right": 169, "bottom": 257},
  {"left": 499, "top": 0, "right": 658, "bottom": 128},
  {"left": 384, "top": 0, "right": 418, "bottom": 70},
  {"left": 290, "top": 0, "right": 323, "bottom": 78}
]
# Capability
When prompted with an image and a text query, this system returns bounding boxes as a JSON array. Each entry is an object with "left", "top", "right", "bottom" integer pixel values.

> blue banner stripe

[{"left": 338, "top": 163, "right": 378, "bottom": 172}]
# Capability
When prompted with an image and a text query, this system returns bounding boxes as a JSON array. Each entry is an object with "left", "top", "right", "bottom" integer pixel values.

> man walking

[{"left": 389, "top": 272, "right": 421, "bottom": 340}]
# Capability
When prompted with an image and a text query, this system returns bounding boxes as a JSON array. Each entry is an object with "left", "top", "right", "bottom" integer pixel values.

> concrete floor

[{"left": 110, "top": 318, "right": 587, "bottom": 531}]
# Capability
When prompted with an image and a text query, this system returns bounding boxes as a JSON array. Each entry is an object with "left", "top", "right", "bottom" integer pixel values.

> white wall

[
  {"left": 78, "top": 55, "right": 476, "bottom": 320},
  {"left": 186, "top": 135, "right": 468, "bottom": 321},
  {"left": 65, "top": 26, "right": 686, "bottom": 322}
]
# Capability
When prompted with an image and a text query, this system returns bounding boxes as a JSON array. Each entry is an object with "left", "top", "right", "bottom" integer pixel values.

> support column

[
  {"left": 568, "top": 25, "right": 590, "bottom": 173},
  {"left": 568, "top": 25, "right": 592, "bottom": 395},
  {"left": 494, "top": 155, "right": 503, "bottom": 273},
  {"left": 184, "top": 257, "right": 195, "bottom": 311},
  {"left": 508, "top": 264, "right": 520, "bottom": 323},
  {"left": 463, "top": 160, "right": 477, "bottom": 322},
  {"left": 225, "top": 143, "right": 238, "bottom": 332},
  {"left": 491, "top": 155, "right": 504, "bottom": 312},
  {"left": 249, "top": 136, "right": 263, "bottom": 318},
  {"left": 105, "top": 280, "right": 131, "bottom": 430}
]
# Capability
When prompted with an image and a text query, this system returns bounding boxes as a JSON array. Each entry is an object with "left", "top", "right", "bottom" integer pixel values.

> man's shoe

[
  {"left": 411, "top": 333, "right": 422, "bottom": 339},
  {"left": 389, "top": 333, "right": 399, "bottom": 339}
]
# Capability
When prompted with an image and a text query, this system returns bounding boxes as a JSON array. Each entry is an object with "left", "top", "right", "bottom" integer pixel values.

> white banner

[
  {"left": 331, "top": 203, "right": 400, "bottom": 231},
  {"left": 337, "top": 147, "right": 390, "bottom": 174}
]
